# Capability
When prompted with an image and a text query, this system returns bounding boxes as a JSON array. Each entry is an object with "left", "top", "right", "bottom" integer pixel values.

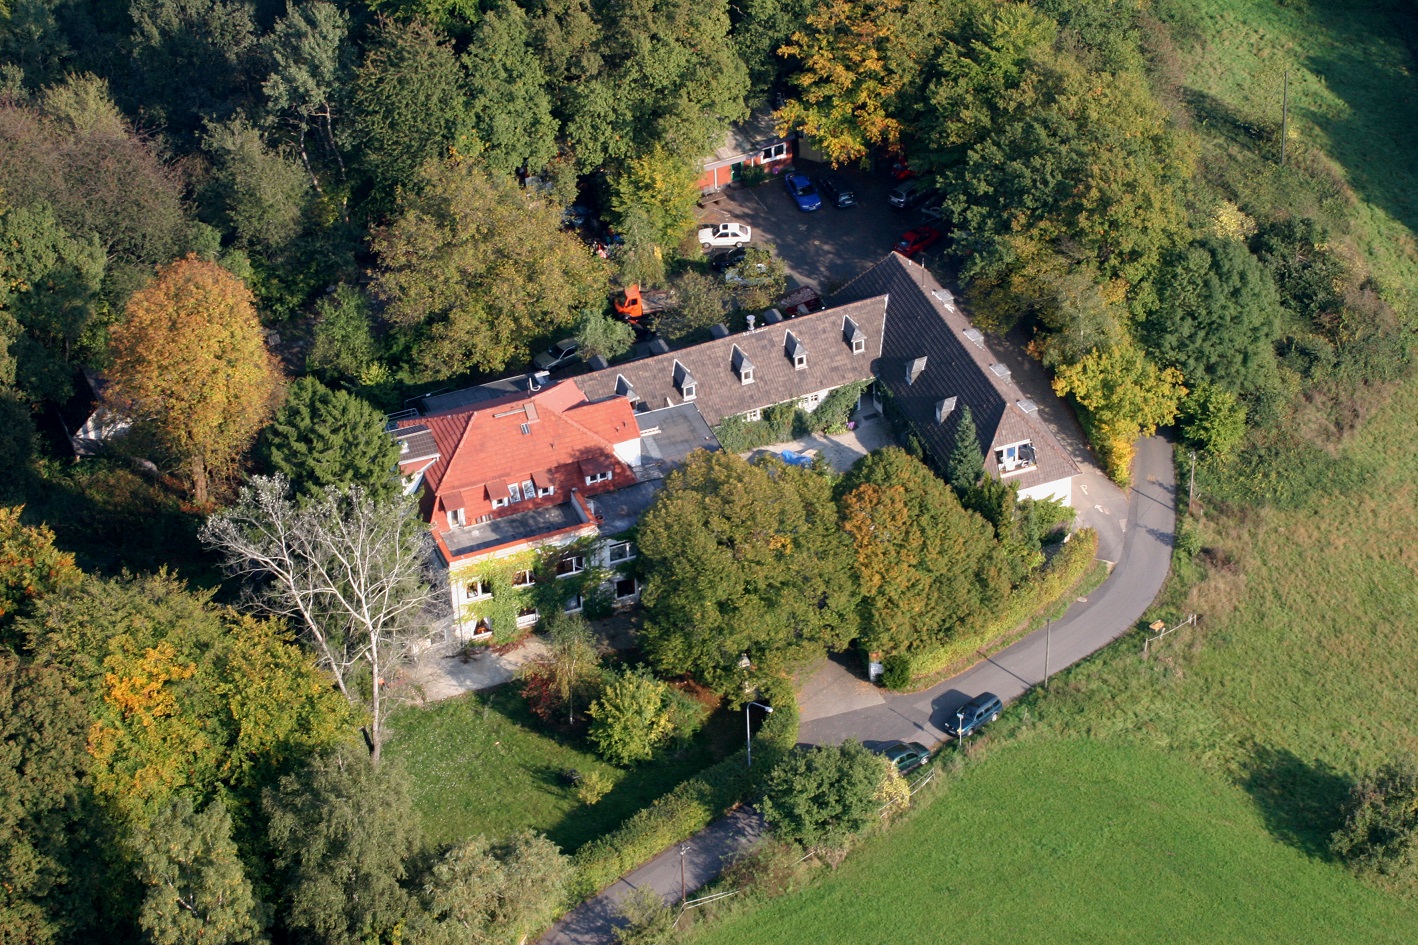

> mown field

[{"left": 688, "top": 2, "right": 1418, "bottom": 940}]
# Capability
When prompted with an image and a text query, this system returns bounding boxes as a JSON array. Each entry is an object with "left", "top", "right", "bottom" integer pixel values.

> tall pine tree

[
  {"left": 262, "top": 378, "right": 400, "bottom": 502},
  {"left": 947, "top": 406, "right": 985, "bottom": 491}
]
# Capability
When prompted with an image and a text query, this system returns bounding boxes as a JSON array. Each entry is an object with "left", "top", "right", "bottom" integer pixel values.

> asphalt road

[
  {"left": 800, "top": 435, "right": 1175, "bottom": 747},
  {"left": 539, "top": 438, "right": 1176, "bottom": 945}
]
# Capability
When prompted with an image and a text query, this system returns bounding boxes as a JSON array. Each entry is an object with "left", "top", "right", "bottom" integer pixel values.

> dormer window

[
  {"left": 785, "top": 331, "right": 806, "bottom": 369},
  {"left": 447, "top": 507, "right": 466, "bottom": 527},
  {"left": 732, "top": 346, "right": 754, "bottom": 385},
  {"left": 673, "top": 360, "right": 696, "bottom": 401},
  {"left": 852, "top": 337, "right": 865, "bottom": 354},
  {"left": 491, "top": 496, "right": 510, "bottom": 509},
  {"left": 508, "top": 481, "right": 522, "bottom": 502},
  {"left": 585, "top": 470, "right": 612, "bottom": 485},
  {"left": 843, "top": 316, "right": 866, "bottom": 354},
  {"left": 996, "top": 441, "right": 1038, "bottom": 474}
]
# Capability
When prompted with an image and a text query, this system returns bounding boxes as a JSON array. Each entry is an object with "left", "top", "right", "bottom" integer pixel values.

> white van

[{"left": 888, "top": 179, "right": 923, "bottom": 208}]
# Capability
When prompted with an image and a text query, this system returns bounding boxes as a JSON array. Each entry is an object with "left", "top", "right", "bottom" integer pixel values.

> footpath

[{"left": 537, "top": 437, "right": 1177, "bottom": 944}]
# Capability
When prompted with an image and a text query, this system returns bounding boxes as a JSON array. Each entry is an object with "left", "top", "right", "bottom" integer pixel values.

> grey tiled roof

[
  {"left": 577, "top": 298, "right": 888, "bottom": 426},
  {"left": 832, "top": 254, "right": 1079, "bottom": 494}
]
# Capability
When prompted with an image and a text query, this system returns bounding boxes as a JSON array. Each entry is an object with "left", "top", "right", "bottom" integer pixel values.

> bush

[
  {"left": 588, "top": 668, "right": 676, "bottom": 765},
  {"left": 1331, "top": 757, "right": 1418, "bottom": 885},
  {"left": 761, "top": 740, "right": 887, "bottom": 849},
  {"left": 576, "top": 770, "right": 613, "bottom": 805},
  {"left": 880, "top": 655, "right": 912, "bottom": 690}
]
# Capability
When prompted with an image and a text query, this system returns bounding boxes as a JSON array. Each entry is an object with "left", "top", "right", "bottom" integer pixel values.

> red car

[{"left": 895, "top": 226, "right": 942, "bottom": 258}]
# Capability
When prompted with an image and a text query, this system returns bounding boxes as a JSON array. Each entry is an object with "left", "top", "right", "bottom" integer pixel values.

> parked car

[
  {"left": 816, "top": 174, "right": 855, "bottom": 208},
  {"left": 709, "top": 246, "right": 747, "bottom": 272},
  {"left": 943, "top": 692, "right": 1003, "bottom": 739},
  {"left": 894, "top": 226, "right": 942, "bottom": 258},
  {"left": 698, "top": 222, "right": 752, "bottom": 249},
  {"left": 533, "top": 338, "right": 580, "bottom": 371},
  {"left": 888, "top": 179, "right": 925, "bottom": 209},
  {"left": 783, "top": 172, "right": 823, "bottom": 212},
  {"left": 881, "top": 741, "right": 932, "bottom": 775}
]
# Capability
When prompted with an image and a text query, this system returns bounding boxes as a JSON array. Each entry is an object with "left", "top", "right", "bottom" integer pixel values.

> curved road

[
  {"left": 799, "top": 435, "right": 1175, "bottom": 747},
  {"left": 540, "top": 436, "right": 1175, "bottom": 945}
]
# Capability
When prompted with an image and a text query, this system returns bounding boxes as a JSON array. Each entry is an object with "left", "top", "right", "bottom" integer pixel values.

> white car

[{"left": 698, "top": 222, "right": 752, "bottom": 249}]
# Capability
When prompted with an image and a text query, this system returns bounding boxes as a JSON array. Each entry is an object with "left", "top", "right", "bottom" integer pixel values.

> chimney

[
  {"left": 587, "top": 355, "right": 609, "bottom": 370},
  {"left": 710, "top": 323, "right": 730, "bottom": 339},
  {"left": 763, "top": 308, "right": 783, "bottom": 324},
  {"left": 906, "top": 357, "right": 927, "bottom": 385},
  {"left": 648, "top": 338, "right": 670, "bottom": 355}
]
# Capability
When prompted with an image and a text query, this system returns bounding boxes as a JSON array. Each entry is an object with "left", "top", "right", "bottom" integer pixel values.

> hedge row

[
  {"left": 568, "top": 675, "right": 799, "bottom": 900},
  {"left": 883, "top": 528, "right": 1102, "bottom": 690}
]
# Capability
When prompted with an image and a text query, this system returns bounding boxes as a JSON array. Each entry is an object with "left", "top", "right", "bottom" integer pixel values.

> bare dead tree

[{"left": 201, "top": 475, "right": 446, "bottom": 762}]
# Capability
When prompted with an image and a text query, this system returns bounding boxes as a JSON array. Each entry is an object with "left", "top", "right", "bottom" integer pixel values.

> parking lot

[{"left": 697, "top": 159, "right": 950, "bottom": 294}]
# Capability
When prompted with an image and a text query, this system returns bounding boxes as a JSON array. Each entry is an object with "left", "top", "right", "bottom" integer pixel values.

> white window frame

[
  {"left": 563, "top": 594, "right": 584, "bottom": 614},
  {"left": 614, "top": 576, "right": 640, "bottom": 601},
  {"left": 515, "top": 607, "right": 540, "bottom": 628},
  {"left": 512, "top": 569, "right": 535, "bottom": 588},
  {"left": 466, "top": 579, "right": 491, "bottom": 601},
  {"left": 584, "top": 470, "right": 612, "bottom": 485},
  {"left": 761, "top": 142, "right": 787, "bottom": 161},
  {"left": 794, "top": 354, "right": 807, "bottom": 370},
  {"left": 743, "top": 408, "right": 762, "bottom": 422},
  {"left": 447, "top": 508, "right": 466, "bottom": 528},
  {"left": 491, "top": 496, "right": 510, "bottom": 509},
  {"left": 508, "top": 482, "right": 523, "bottom": 502},
  {"left": 469, "top": 618, "right": 494, "bottom": 639},
  {"left": 608, "top": 540, "right": 636, "bottom": 564},
  {"left": 537, "top": 485, "right": 555, "bottom": 497},
  {"left": 556, "top": 555, "right": 586, "bottom": 578},
  {"left": 521, "top": 479, "right": 535, "bottom": 499},
  {"left": 852, "top": 338, "right": 866, "bottom": 354},
  {"left": 740, "top": 368, "right": 754, "bottom": 385},
  {"left": 682, "top": 383, "right": 696, "bottom": 401}
]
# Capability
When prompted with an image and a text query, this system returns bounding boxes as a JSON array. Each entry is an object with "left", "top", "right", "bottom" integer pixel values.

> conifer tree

[
  {"left": 262, "top": 378, "right": 399, "bottom": 502},
  {"left": 947, "top": 406, "right": 985, "bottom": 491}
]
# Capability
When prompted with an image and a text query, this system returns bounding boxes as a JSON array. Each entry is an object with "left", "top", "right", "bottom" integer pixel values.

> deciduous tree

[
  {"left": 264, "top": 745, "right": 419, "bottom": 945},
  {"left": 134, "top": 797, "right": 266, "bottom": 945},
  {"left": 0, "top": 507, "right": 79, "bottom": 634},
  {"left": 761, "top": 740, "right": 886, "bottom": 849},
  {"left": 588, "top": 667, "right": 675, "bottom": 765},
  {"left": 416, "top": 831, "right": 572, "bottom": 945},
  {"left": 574, "top": 308, "right": 635, "bottom": 363},
  {"left": 201, "top": 476, "right": 444, "bottom": 763},
  {"left": 372, "top": 159, "right": 609, "bottom": 376},
  {"left": 350, "top": 16, "right": 469, "bottom": 201},
  {"left": 1332, "top": 756, "right": 1418, "bottom": 888},
  {"left": 461, "top": 2, "right": 558, "bottom": 177},
  {"left": 1052, "top": 343, "right": 1185, "bottom": 485},
  {"left": 519, "top": 611, "right": 601, "bottom": 726},
  {"left": 638, "top": 451, "right": 859, "bottom": 691},
  {"left": 839, "top": 448, "right": 1006, "bottom": 655},
  {"left": 776, "top": 0, "right": 912, "bottom": 164},
  {"left": 1177, "top": 382, "right": 1247, "bottom": 461},
  {"left": 106, "top": 256, "right": 280, "bottom": 505}
]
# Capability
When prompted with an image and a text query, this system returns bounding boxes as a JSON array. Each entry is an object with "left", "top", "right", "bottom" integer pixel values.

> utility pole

[
  {"left": 680, "top": 844, "right": 688, "bottom": 905},
  {"left": 1189, "top": 450, "right": 1197, "bottom": 514},
  {"left": 1280, "top": 69, "right": 1289, "bottom": 166},
  {"left": 1044, "top": 618, "right": 1053, "bottom": 690}
]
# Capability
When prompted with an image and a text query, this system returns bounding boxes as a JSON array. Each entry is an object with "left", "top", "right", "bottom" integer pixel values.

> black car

[
  {"left": 709, "top": 246, "right": 747, "bottom": 272},
  {"left": 816, "top": 174, "right": 855, "bottom": 208},
  {"left": 944, "top": 692, "right": 1002, "bottom": 739},
  {"left": 881, "top": 741, "right": 932, "bottom": 775}
]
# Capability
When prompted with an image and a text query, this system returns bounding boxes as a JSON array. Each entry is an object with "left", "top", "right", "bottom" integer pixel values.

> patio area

[{"left": 745, "top": 411, "right": 896, "bottom": 473}]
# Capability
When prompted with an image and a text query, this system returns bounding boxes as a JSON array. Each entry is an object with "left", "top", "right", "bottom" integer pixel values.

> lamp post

[
  {"left": 956, "top": 709, "right": 965, "bottom": 752},
  {"left": 1044, "top": 617, "right": 1053, "bottom": 691},
  {"left": 745, "top": 701, "right": 774, "bottom": 768}
]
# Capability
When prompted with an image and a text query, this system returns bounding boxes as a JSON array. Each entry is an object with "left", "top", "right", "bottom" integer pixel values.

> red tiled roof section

[{"left": 394, "top": 380, "right": 640, "bottom": 520}]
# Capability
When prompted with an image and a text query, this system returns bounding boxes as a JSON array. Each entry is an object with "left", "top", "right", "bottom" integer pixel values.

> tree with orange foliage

[
  {"left": 107, "top": 255, "right": 280, "bottom": 505},
  {"left": 0, "top": 507, "right": 79, "bottom": 634}
]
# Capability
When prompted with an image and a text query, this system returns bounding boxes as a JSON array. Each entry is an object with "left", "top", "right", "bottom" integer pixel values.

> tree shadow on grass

[{"left": 1240, "top": 745, "right": 1351, "bottom": 860}]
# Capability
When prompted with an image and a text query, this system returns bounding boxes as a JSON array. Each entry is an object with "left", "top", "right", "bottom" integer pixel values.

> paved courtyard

[{"left": 744, "top": 411, "right": 895, "bottom": 473}]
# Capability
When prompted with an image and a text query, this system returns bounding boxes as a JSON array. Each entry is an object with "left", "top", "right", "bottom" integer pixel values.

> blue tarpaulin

[{"left": 779, "top": 450, "right": 814, "bottom": 468}]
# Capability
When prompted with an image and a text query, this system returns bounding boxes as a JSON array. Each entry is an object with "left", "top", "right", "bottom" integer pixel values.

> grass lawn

[
  {"left": 689, "top": 738, "right": 1418, "bottom": 945},
  {"left": 385, "top": 684, "right": 739, "bottom": 853}
]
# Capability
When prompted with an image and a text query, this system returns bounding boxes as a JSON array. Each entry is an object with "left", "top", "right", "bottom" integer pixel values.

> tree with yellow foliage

[
  {"left": 1052, "top": 343, "right": 1185, "bottom": 486},
  {"left": 107, "top": 256, "right": 280, "bottom": 506}
]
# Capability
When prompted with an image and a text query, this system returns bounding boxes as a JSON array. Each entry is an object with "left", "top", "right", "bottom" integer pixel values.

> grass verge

[{"left": 385, "top": 684, "right": 737, "bottom": 853}]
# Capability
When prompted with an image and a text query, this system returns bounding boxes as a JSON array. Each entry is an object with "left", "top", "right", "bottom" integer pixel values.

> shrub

[
  {"left": 1331, "top": 757, "right": 1418, "bottom": 885},
  {"left": 880, "top": 655, "right": 912, "bottom": 690},
  {"left": 761, "top": 740, "right": 887, "bottom": 849},
  {"left": 576, "top": 770, "right": 613, "bottom": 806},
  {"left": 588, "top": 668, "right": 676, "bottom": 765},
  {"left": 883, "top": 529, "right": 1100, "bottom": 689},
  {"left": 613, "top": 887, "right": 677, "bottom": 945}
]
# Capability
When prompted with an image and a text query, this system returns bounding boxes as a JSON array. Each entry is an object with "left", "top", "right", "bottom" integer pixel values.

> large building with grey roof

[{"left": 833, "top": 253, "right": 1079, "bottom": 503}]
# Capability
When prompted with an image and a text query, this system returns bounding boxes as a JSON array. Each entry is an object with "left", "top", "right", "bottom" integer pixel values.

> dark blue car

[
  {"left": 783, "top": 172, "right": 822, "bottom": 212},
  {"left": 943, "top": 692, "right": 1002, "bottom": 739}
]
